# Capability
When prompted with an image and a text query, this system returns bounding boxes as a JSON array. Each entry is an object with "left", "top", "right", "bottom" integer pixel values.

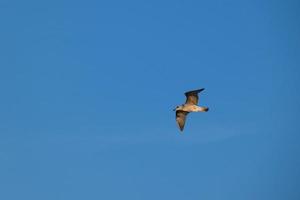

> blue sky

[{"left": 0, "top": 0, "right": 299, "bottom": 199}]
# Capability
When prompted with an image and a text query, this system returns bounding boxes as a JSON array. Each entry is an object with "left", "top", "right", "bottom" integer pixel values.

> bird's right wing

[
  {"left": 185, "top": 88, "right": 204, "bottom": 105},
  {"left": 176, "top": 110, "right": 189, "bottom": 131}
]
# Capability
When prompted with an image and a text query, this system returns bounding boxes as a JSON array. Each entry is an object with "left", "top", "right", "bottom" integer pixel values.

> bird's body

[
  {"left": 177, "top": 104, "right": 208, "bottom": 112},
  {"left": 174, "top": 88, "right": 209, "bottom": 131}
]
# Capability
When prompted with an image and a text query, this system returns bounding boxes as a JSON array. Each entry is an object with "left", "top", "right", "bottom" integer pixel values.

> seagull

[{"left": 174, "top": 88, "right": 209, "bottom": 131}]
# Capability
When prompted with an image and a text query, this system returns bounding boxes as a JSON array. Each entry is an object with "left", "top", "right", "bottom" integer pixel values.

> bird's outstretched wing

[
  {"left": 185, "top": 88, "right": 205, "bottom": 105},
  {"left": 176, "top": 110, "right": 189, "bottom": 131}
]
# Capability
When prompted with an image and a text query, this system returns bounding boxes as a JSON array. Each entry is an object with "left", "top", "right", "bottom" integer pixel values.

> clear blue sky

[{"left": 0, "top": 0, "right": 299, "bottom": 199}]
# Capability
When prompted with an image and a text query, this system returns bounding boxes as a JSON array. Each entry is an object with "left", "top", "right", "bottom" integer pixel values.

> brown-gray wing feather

[
  {"left": 176, "top": 111, "right": 189, "bottom": 131},
  {"left": 185, "top": 88, "right": 204, "bottom": 105}
]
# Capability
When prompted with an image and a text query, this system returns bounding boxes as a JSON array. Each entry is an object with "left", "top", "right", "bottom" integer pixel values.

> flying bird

[{"left": 174, "top": 88, "right": 209, "bottom": 131}]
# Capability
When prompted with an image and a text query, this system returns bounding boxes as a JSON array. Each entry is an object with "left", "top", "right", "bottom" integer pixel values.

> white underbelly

[{"left": 183, "top": 105, "right": 199, "bottom": 112}]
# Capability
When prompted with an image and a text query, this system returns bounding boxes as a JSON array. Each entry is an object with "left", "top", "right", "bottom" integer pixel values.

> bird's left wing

[{"left": 176, "top": 110, "right": 189, "bottom": 131}]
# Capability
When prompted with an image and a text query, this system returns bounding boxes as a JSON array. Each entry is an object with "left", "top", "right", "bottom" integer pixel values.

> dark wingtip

[
  {"left": 205, "top": 107, "right": 209, "bottom": 112},
  {"left": 196, "top": 88, "right": 205, "bottom": 93},
  {"left": 178, "top": 126, "right": 184, "bottom": 131},
  {"left": 185, "top": 88, "right": 205, "bottom": 95}
]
